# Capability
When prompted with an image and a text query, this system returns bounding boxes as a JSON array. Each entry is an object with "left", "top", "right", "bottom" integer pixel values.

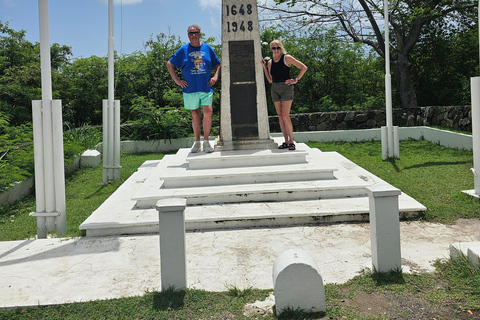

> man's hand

[
  {"left": 208, "top": 76, "right": 218, "bottom": 87},
  {"left": 175, "top": 79, "right": 189, "bottom": 89}
]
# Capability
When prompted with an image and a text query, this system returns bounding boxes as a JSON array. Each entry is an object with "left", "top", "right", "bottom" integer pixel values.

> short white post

[
  {"left": 156, "top": 198, "right": 187, "bottom": 291},
  {"left": 471, "top": 77, "right": 480, "bottom": 195},
  {"left": 381, "top": 126, "right": 399, "bottom": 160},
  {"left": 366, "top": 183, "right": 402, "bottom": 273},
  {"left": 272, "top": 249, "right": 326, "bottom": 316},
  {"left": 102, "top": 99, "right": 121, "bottom": 183}
]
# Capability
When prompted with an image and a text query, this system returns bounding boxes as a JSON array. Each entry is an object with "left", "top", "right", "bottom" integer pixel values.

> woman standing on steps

[{"left": 262, "top": 39, "right": 307, "bottom": 150}]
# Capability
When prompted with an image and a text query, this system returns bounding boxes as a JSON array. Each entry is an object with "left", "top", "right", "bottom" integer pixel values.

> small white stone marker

[
  {"left": 366, "top": 183, "right": 402, "bottom": 273},
  {"left": 80, "top": 149, "right": 101, "bottom": 168},
  {"left": 156, "top": 198, "right": 187, "bottom": 291},
  {"left": 272, "top": 248, "right": 326, "bottom": 316}
]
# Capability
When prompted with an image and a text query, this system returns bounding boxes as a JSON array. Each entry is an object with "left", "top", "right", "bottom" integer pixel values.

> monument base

[{"left": 215, "top": 137, "right": 278, "bottom": 151}]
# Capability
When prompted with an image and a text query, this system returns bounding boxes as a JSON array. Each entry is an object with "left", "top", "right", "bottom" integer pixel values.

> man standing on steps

[{"left": 167, "top": 24, "right": 221, "bottom": 153}]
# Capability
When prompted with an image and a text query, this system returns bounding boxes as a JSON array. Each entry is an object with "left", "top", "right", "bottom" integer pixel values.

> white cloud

[
  {"left": 197, "top": 0, "right": 221, "bottom": 10},
  {"left": 210, "top": 15, "right": 219, "bottom": 28}
]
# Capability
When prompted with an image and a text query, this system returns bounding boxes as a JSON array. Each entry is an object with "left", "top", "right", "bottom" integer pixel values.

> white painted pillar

[
  {"left": 366, "top": 183, "right": 402, "bottom": 273},
  {"left": 156, "top": 198, "right": 187, "bottom": 291},
  {"left": 31, "top": 0, "right": 66, "bottom": 238},
  {"left": 470, "top": 77, "right": 480, "bottom": 195},
  {"left": 39, "top": 0, "right": 54, "bottom": 232},
  {"left": 102, "top": 0, "right": 121, "bottom": 183},
  {"left": 272, "top": 249, "right": 326, "bottom": 316},
  {"left": 382, "top": 0, "right": 399, "bottom": 160}
]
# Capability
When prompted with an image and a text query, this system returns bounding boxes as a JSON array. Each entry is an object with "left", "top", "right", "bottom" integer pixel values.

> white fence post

[
  {"left": 102, "top": 100, "right": 121, "bottom": 183},
  {"left": 30, "top": 100, "right": 66, "bottom": 238},
  {"left": 470, "top": 77, "right": 480, "bottom": 195},
  {"left": 156, "top": 198, "right": 187, "bottom": 291},
  {"left": 366, "top": 183, "right": 402, "bottom": 273}
]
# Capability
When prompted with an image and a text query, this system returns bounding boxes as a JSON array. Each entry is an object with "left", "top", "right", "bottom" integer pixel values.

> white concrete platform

[
  {"left": 80, "top": 142, "right": 426, "bottom": 237},
  {"left": 2, "top": 140, "right": 479, "bottom": 310},
  {"left": 2, "top": 219, "right": 480, "bottom": 310}
]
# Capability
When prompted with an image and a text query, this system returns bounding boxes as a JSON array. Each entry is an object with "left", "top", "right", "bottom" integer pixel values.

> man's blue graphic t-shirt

[{"left": 169, "top": 43, "right": 221, "bottom": 93}]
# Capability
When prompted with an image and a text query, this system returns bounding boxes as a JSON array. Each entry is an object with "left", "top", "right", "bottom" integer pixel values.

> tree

[
  {"left": 410, "top": 12, "right": 479, "bottom": 106},
  {"left": 0, "top": 21, "right": 72, "bottom": 125},
  {"left": 260, "top": 26, "right": 386, "bottom": 113},
  {"left": 260, "top": 0, "right": 477, "bottom": 109},
  {"left": 61, "top": 55, "right": 108, "bottom": 125}
]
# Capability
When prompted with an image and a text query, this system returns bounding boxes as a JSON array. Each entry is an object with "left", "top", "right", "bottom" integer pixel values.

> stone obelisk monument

[{"left": 216, "top": 0, "right": 277, "bottom": 151}]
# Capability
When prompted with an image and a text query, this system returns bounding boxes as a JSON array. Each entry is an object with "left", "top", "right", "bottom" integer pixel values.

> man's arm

[
  {"left": 167, "top": 60, "right": 188, "bottom": 89},
  {"left": 208, "top": 62, "right": 221, "bottom": 87}
]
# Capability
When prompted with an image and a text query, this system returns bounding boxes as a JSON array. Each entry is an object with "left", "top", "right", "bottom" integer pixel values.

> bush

[{"left": 125, "top": 96, "right": 191, "bottom": 141}]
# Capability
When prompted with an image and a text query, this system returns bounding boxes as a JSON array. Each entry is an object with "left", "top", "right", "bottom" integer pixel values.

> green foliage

[
  {"left": 0, "top": 21, "right": 72, "bottom": 126},
  {"left": 411, "top": 11, "right": 479, "bottom": 107},
  {"left": 0, "top": 113, "right": 33, "bottom": 192},
  {"left": 64, "top": 123, "right": 102, "bottom": 150},
  {"left": 260, "top": 27, "right": 387, "bottom": 114},
  {"left": 125, "top": 96, "right": 191, "bottom": 141},
  {"left": 61, "top": 55, "right": 108, "bottom": 125}
]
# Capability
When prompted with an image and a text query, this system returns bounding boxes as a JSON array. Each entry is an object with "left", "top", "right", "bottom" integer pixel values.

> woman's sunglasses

[
  {"left": 271, "top": 46, "right": 281, "bottom": 50},
  {"left": 188, "top": 32, "right": 200, "bottom": 36}
]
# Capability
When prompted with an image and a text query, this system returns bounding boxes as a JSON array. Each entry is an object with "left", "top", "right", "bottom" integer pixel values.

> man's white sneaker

[
  {"left": 203, "top": 140, "right": 214, "bottom": 153},
  {"left": 191, "top": 141, "right": 201, "bottom": 153}
]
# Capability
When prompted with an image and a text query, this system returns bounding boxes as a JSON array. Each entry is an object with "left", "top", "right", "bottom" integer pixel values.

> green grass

[
  {"left": 0, "top": 152, "right": 168, "bottom": 241},
  {"left": 1, "top": 140, "right": 480, "bottom": 319},
  {"left": 1, "top": 288, "right": 273, "bottom": 320},
  {"left": 308, "top": 140, "right": 480, "bottom": 223}
]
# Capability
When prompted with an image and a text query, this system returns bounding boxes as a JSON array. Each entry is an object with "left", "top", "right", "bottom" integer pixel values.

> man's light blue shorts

[{"left": 183, "top": 92, "right": 213, "bottom": 110}]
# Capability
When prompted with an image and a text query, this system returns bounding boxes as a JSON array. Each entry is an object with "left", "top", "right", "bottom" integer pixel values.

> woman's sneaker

[
  {"left": 203, "top": 140, "right": 214, "bottom": 153},
  {"left": 191, "top": 141, "right": 201, "bottom": 153}
]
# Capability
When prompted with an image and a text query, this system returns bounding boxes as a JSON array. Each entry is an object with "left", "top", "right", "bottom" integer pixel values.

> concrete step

[
  {"left": 79, "top": 144, "right": 427, "bottom": 237},
  {"left": 80, "top": 197, "right": 425, "bottom": 237},
  {"left": 186, "top": 148, "right": 308, "bottom": 169},
  {"left": 161, "top": 163, "right": 337, "bottom": 188},
  {"left": 132, "top": 177, "right": 369, "bottom": 209}
]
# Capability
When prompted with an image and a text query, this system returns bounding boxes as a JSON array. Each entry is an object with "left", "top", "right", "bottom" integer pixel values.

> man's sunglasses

[
  {"left": 188, "top": 32, "right": 200, "bottom": 36},
  {"left": 271, "top": 46, "right": 281, "bottom": 50}
]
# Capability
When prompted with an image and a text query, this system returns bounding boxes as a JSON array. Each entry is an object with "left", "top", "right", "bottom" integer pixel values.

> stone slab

[{"left": 450, "top": 241, "right": 480, "bottom": 268}]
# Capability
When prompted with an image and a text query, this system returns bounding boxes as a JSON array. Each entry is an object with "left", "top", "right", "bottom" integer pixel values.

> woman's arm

[
  {"left": 285, "top": 54, "right": 308, "bottom": 85},
  {"left": 261, "top": 58, "right": 273, "bottom": 83}
]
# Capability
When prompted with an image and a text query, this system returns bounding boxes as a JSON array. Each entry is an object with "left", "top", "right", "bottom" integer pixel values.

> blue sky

[{"left": 0, "top": 0, "right": 223, "bottom": 58}]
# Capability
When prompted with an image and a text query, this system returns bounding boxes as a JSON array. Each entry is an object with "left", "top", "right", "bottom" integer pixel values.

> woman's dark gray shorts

[{"left": 271, "top": 82, "right": 294, "bottom": 102}]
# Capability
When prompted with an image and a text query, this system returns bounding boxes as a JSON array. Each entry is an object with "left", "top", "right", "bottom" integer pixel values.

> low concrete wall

[
  {"left": 269, "top": 106, "right": 473, "bottom": 133},
  {"left": 96, "top": 137, "right": 195, "bottom": 154},
  {"left": 273, "top": 126, "right": 473, "bottom": 151}
]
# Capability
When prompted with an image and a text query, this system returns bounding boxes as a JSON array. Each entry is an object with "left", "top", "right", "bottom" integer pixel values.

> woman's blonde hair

[{"left": 270, "top": 39, "right": 287, "bottom": 55}]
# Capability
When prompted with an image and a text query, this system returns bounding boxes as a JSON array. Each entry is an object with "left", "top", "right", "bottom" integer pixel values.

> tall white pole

[
  {"left": 384, "top": 0, "right": 394, "bottom": 157},
  {"left": 108, "top": 0, "right": 114, "bottom": 103},
  {"left": 103, "top": 0, "right": 120, "bottom": 183},
  {"left": 108, "top": 0, "right": 114, "bottom": 174},
  {"left": 38, "top": 0, "right": 55, "bottom": 231}
]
